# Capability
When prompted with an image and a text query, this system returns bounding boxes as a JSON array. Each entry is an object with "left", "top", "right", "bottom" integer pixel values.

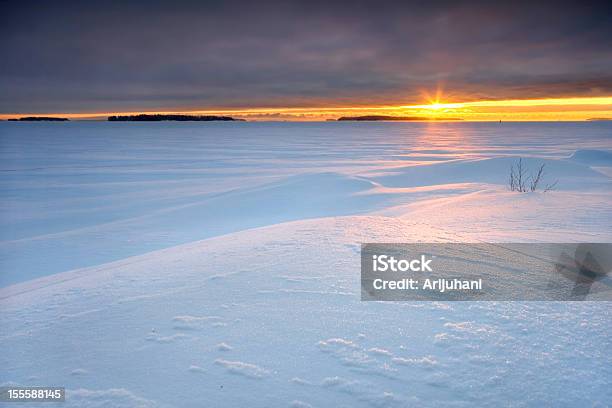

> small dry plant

[{"left": 509, "top": 158, "right": 558, "bottom": 192}]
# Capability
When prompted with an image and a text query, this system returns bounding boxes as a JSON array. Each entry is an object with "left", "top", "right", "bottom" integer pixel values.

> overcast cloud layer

[{"left": 1, "top": 0, "right": 611, "bottom": 113}]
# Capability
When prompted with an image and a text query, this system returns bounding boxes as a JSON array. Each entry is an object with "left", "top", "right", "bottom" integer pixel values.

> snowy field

[{"left": 1, "top": 122, "right": 611, "bottom": 407}]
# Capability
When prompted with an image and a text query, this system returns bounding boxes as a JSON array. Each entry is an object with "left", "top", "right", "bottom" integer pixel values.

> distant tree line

[
  {"left": 108, "top": 114, "right": 243, "bottom": 121},
  {"left": 8, "top": 117, "right": 69, "bottom": 121}
]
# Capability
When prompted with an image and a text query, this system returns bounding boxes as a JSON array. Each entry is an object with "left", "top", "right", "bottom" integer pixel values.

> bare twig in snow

[
  {"left": 544, "top": 180, "right": 558, "bottom": 192},
  {"left": 530, "top": 164, "right": 545, "bottom": 192},
  {"left": 508, "top": 159, "right": 558, "bottom": 193}
]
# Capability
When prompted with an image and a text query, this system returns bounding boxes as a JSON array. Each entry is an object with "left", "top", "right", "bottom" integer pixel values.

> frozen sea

[
  {"left": 0, "top": 121, "right": 611, "bottom": 407},
  {"left": 2, "top": 121, "right": 611, "bottom": 286}
]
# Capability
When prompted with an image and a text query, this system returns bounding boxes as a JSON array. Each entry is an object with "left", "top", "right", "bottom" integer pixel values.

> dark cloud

[{"left": 1, "top": 0, "right": 611, "bottom": 113}]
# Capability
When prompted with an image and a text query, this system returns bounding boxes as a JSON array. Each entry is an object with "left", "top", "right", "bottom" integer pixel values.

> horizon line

[{"left": 2, "top": 96, "right": 611, "bottom": 121}]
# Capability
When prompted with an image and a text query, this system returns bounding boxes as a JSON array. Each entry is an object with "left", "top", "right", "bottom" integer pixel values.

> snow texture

[{"left": 1, "top": 122, "right": 611, "bottom": 407}]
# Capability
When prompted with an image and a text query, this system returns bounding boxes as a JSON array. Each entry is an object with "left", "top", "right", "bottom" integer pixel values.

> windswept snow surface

[{"left": 1, "top": 122, "right": 611, "bottom": 407}]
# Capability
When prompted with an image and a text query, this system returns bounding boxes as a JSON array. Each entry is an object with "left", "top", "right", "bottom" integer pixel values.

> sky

[{"left": 1, "top": 0, "right": 612, "bottom": 120}]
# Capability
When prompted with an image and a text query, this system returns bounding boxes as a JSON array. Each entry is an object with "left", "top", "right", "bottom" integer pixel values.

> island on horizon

[
  {"left": 108, "top": 114, "right": 244, "bottom": 122},
  {"left": 8, "top": 117, "right": 69, "bottom": 121},
  {"left": 337, "top": 115, "right": 463, "bottom": 121}
]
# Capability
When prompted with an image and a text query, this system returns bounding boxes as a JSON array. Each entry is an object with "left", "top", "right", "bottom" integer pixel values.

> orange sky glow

[{"left": 2, "top": 96, "right": 611, "bottom": 122}]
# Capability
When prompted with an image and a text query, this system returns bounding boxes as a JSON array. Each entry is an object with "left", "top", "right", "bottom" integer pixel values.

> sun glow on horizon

[
  {"left": 404, "top": 96, "right": 612, "bottom": 110},
  {"left": 1, "top": 96, "right": 611, "bottom": 122},
  {"left": 402, "top": 96, "right": 612, "bottom": 121}
]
